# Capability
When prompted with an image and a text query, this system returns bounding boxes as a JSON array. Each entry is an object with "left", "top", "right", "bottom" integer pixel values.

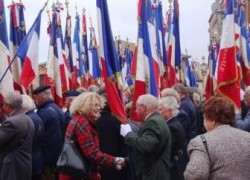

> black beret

[
  {"left": 63, "top": 90, "right": 81, "bottom": 97},
  {"left": 33, "top": 85, "right": 51, "bottom": 95}
]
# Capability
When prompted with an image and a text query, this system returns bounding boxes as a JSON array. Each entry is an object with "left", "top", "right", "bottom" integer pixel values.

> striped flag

[
  {"left": 81, "top": 9, "right": 90, "bottom": 88},
  {"left": 185, "top": 58, "right": 197, "bottom": 87},
  {"left": 88, "top": 25, "right": 101, "bottom": 82},
  {"left": 236, "top": 2, "right": 250, "bottom": 86},
  {"left": 96, "top": 0, "right": 126, "bottom": 123},
  {"left": 73, "top": 13, "right": 85, "bottom": 87},
  {"left": 167, "top": 0, "right": 181, "bottom": 86},
  {"left": 64, "top": 13, "right": 78, "bottom": 89},
  {"left": 8, "top": 2, "right": 26, "bottom": 92},
  {"left": 121, "top": 44, "right": 133, "bottom": 88},
  {"left": 130, "top": 0, "right": 160, "bottom": 121},
  {"left": 205, "top": 43, "right": 217, "bottom": 100},
  {"left": 46, "top": 6, "right": 64, "bottom": 105},
  {"left": 16, "top": 10, "right": 42, "bottom": 90},
  {"left": 215, "top": 0, "right": 241, "bottom": 110},
  {"left": 0, "top": 0, "right": 14, "bottom": 95}
]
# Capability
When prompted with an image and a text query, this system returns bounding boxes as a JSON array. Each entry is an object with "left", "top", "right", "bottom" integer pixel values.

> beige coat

[{"left": 184, "top": 125, "right": 250, "bottom": 180}]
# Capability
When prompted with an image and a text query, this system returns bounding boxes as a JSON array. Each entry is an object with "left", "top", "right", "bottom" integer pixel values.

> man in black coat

[
  {"left": 0, "top": 91, "right": 35, "bottom": 180},
  {"left": 96, "top": 88, "right": 129, "bottom": 180},
  {"left": 63, "top": 90, "right": 81, "bottom": 132},
  {"left": 159, "top": 96, "right": 187, "bottom": 180}
]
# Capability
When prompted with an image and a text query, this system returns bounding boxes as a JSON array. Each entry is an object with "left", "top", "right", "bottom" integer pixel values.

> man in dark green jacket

[{"left": 120, "top": 94, "right": 172, "bottom": 180}]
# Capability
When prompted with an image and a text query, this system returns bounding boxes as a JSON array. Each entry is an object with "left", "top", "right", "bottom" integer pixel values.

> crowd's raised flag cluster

[
  {"left": 206, "top": 0, "right": 250, "bottom": 110},
  {"left": 0, "top": 0, "right": 250, "bottom": 120}
]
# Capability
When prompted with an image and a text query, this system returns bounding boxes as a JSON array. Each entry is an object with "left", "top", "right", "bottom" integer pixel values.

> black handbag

[{"left": 56, "top": 120, "right": 90, "bottom": 179}]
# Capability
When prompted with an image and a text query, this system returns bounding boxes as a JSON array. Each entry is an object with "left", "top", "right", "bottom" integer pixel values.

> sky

[{"left": 4, "top": 0, "right": 215, "bottom": 63}]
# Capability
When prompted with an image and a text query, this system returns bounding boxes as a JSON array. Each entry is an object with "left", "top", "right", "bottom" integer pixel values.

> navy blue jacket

[
  {"left": 177, "top": 110, "right": 196, "bottom": 142},
  {"left": 179, "top": 96, "right": 197, "bottom": 140},
  {"left": 26, "top": 110, "right": 44, "bottom": 176},
  {"left": 47, "top": 100, "right": 67, "bottom": 137},
  {"left": 36, "top": 100, "right": 63, "bottom": 166}
]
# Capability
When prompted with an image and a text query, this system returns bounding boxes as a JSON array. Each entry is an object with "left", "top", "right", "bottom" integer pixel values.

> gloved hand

[
  {"left": 120, "top": 124, "right": 132, "bottom": 137},
  {"left": 115, "top": 157, "right": 125, "bottom": 170}
]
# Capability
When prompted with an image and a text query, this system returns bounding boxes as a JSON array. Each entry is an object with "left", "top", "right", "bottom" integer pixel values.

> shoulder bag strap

[{"left": 200, "top": 134, "right": 210, "bottom": 162}]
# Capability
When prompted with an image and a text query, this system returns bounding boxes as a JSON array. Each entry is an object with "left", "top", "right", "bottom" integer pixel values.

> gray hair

[
  {"left": 4, "top": 91, "right": 23, "bottom": 109},
  {"left": 159, "top": 96, "right": 179, "bottom": 116},
  {"left": 22, "top": 95, "right": 35, "bottom": 110},
  {"left": 172, "top": 83, "right": 188, "bottom": 96},
  {"left": 137, "top": 94, "right": 158, "bottom": 110},
  {"left": 161, "top": 88, "right": 181, "bottom": 104},
  {"left": 193, "top": 93, "right": 201, "bottom": 103}
]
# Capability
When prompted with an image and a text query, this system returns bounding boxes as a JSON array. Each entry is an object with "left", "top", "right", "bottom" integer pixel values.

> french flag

[
  {"left": 16, "top": 10, "right": 42, "bottom": 90},
  {"left": 205, "top": 44, "right": 217, "bottom": 100},
  {"left": 96, "top": 0, "right": 126, "bottom": 123},
  {"left": 46, "top": 8, "right": 63, "bottom": 106},
  {"left": 121, "top": 45, "right": 133, "bottom": 88},
  {"left": 8, "top": 1, "right": 26, "bottom": 92},
  {"left": 185, "top": 58, "right": 197, "bottom": 87},
  {"left": 0, "top": 0, "right": 14, "bottom": 95},
  {"left": 237, "top": 2, "right": 250, "bottom": 86},
  {"left": 167, "top": 0, "right": 181, "bottom": 86},
  {"left": 215, "top": 0, "right": 241, "bottom": 110},
  {"left": 88, "top": 25, "right": 101, "bottom": 82},
  {"left": 130, "top": 0, "right": 159, "bottom": 121},
  {"left": 73, "top": 13, "right": 85, "bottom": 87},
  {"left": 64, "top": 14, "right": 78, "bottom": 89}
]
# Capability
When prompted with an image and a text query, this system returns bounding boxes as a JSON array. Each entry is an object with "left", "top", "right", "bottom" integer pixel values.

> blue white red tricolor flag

[
  {"left": 215, "top": 0, "right": 241, "bottom": 110},
  {"left": 121, "top": 44, "right": 133, "bottom": 88},
  {"left": 64, "top": 13, "right": 78, "bottom": 89},
  {"left": 235, "top": 1, "right": 250, "bottom": 86},
  {"left": 205, "top": 43, "right": 218, "bottom": 100},
  {"left": 185, "top": 59, "right": 197, "bottom": 87},
  {"left": 46, "top": 5, "right": 64, "bottom": 105},
  {"left": 167, "top": 0, "right": 181, "bottom": 86},
  {"left": 89, "top": 24, "right": 101, "bottom": 82},
  {"left": 73, "top": 13, "right": 85, "bottom": 87},
  {"left": 0, "top": 0, "right": 14, "bottom": 95},
  {"left": 8, "top": 1, "right": 26, "bottom": 92},
  {"left": 15, "top": 10, "right": 42, "bottom": 90},
  {"left": 96, "top": 0, "right": 126, "bottom": 123},
  {"left": 81, "top": 9, "right": 90, "bottom": 88},
  {"left": 130, "top": 0, "right": 160, "bottom": 121}
]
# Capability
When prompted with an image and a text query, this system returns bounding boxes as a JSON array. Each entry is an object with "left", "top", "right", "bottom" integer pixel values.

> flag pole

[{"left": 0, "top": 0, "right": 50, "bottom": 85}]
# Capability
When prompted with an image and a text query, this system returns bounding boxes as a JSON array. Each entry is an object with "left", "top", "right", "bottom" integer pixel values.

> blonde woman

[{"left": 59, "top": 92, "right": 124, "bottom": 180}]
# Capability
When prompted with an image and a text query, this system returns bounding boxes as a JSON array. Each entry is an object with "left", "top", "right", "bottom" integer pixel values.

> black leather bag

[{"left": 56, "top": 121, "right": 90, "bottom": 179}]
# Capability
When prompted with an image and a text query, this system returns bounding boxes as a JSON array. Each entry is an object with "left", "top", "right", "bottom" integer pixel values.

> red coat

[{"left": 59, "top": 115, "right": 116, "bottom": 180}]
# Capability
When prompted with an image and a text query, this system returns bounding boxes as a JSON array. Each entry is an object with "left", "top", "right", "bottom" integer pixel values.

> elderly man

[
  {"left": 158, "top": 96, "right": 187, "bottom": 180},
  {"left": 0, "top": 91, "right": 35, "bottom": 180},
  {"left": 120, "top": 94, "right": 172, "bottom": 180},
  {"left": 63, "top": 90, "right": 81, "bottom": 131},
  {"left": 32, "top": 85, "right": 64, "bottom": 180}
]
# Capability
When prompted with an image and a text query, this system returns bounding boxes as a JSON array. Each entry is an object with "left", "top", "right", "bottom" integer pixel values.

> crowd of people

[{"left": 0, "top": 82, "right": 249, "bottom": 180}]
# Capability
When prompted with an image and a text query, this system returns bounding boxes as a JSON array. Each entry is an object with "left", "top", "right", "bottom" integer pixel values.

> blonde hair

[
  {"left": 70, "top": 92, "right": 105, "bottom": 116},
  {"left": 22, "top": 95, "right": 36, "bottom": 110}
]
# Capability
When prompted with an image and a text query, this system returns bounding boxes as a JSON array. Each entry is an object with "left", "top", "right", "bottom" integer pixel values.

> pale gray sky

[{"left": 5, "top": 0, "right": 215, "bottom": 63}]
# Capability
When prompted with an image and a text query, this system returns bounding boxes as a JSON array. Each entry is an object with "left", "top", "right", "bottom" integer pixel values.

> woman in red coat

[{"left": 59, "top": 92, "right": 124, "bottom": 180}]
